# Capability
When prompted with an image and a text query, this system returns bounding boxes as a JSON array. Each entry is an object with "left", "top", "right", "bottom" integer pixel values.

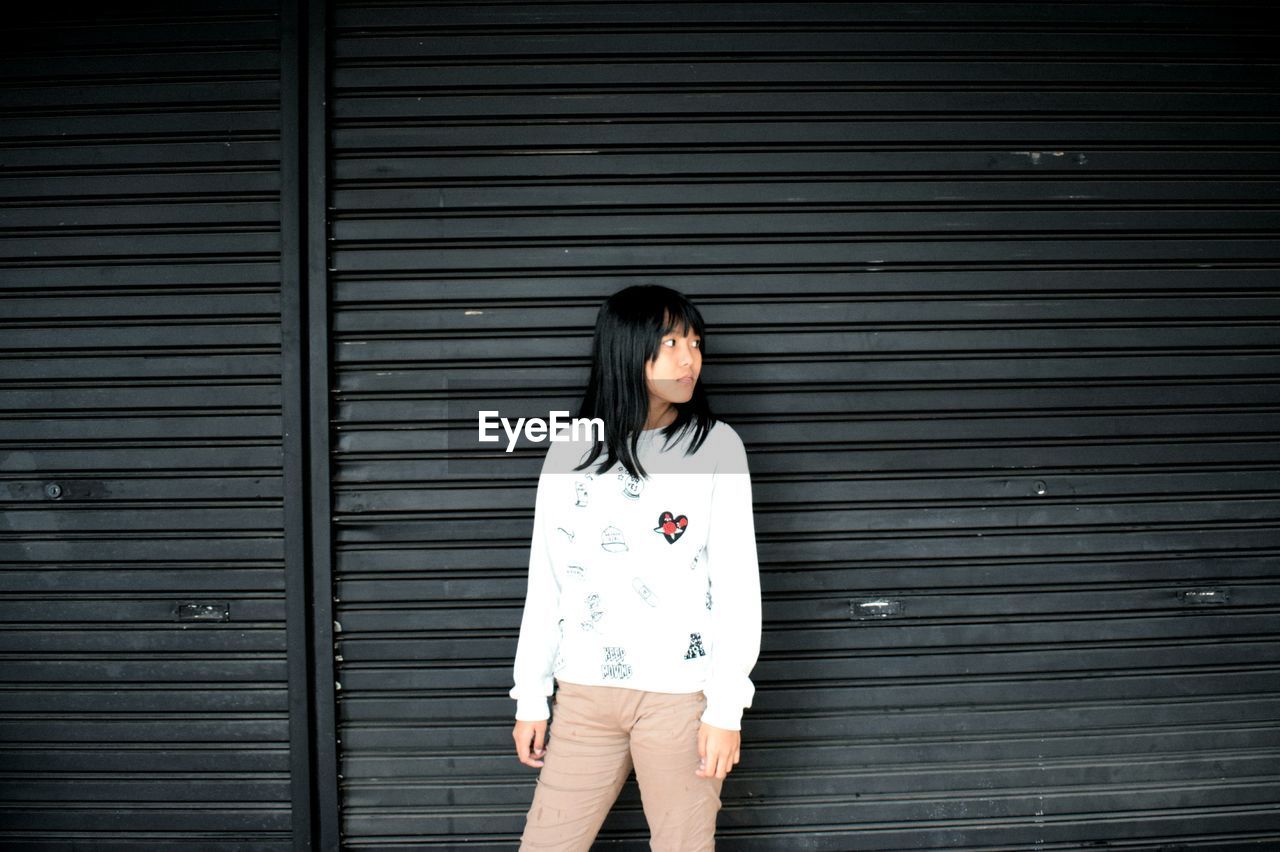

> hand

[
  {"left": 513, "top": 718, "right": 549, "bottom": 768},
  {"left": 696, "top": 722, "right": 741, "bottom": 779}
]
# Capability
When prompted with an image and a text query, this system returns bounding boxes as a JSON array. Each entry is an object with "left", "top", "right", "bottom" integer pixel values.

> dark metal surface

[
  {"left": 2, "top": 1, "right": 1279, "bottom": 849},
  {"left": 325, "top": 1, "right": 1280, "bottom": 849},
  {"left": 0, "top": 0, "right": 296, "bottom": 849}
]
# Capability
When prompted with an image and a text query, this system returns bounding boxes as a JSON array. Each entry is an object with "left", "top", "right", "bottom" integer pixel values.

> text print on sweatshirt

[{"left": 509, "top": 419, "right": 763, "bottom": 731}]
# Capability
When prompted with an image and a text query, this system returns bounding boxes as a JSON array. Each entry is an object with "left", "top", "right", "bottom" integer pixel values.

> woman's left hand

[{"left": 696, "top": 723, "right": 741, "bottom": 779}]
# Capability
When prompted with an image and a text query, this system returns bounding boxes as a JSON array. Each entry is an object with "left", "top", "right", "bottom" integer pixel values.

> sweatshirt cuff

[
  {"left": 699, "top": 698, "right": 745, "bottom": 731},
  {"left": 514, "top": 693, "right": 550, "bottom": 722}
]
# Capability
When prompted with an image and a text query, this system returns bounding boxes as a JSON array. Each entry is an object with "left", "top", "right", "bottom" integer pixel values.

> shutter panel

[
  {"left": 322, "top": 2, "right": 1280, "bottom": 848},
  {"left": 0, "top": 2, "right": 299, "bottom": 848}
]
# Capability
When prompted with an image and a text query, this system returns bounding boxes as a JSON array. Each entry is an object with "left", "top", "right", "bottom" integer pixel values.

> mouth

[{"left": 677, "top": 375, "right": 695, "bottom": 384}]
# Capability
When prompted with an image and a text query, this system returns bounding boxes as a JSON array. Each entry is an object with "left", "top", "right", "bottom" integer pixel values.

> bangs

[{"left": 657, "top": 301, "right": 705, "bottom": 339}]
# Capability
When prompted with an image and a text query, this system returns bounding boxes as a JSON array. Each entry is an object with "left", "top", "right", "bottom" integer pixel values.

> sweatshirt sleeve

[
  {"left": 699, "top": 428, "right": 763, "bottom": 731},
  {"left": 508, "top": 449, "right": 562, "bottom": 722}
]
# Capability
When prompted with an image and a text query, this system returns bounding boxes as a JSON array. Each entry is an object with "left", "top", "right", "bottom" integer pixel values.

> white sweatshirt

[{"left": 508, "top": 419, "right": 763, "bottom": 730}]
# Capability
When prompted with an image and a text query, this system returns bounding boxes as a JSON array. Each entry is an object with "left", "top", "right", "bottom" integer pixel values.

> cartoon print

[
  {"left": 617, "top": 471, "right": 643, "bottom": 500},
  {"left": 553, "top": 618, "right": 568, "bottom": 671},
  {"left": 631, "top": 577, "right": 660, "bottom": 607},
  {"left": 601, "top": 645, "right": 633, "bottom": 679},
  {"left": 653, "top": 510, "right": 688, "bottom": 544},
  {"left": 556, "top": 526, "right": 575, "bottom": 543},
  {"left": 684, "top": 632, "right": 706, "bottom": 660},
  {"left": 705, "top": 574, "right": 713, "bottom": 611},
  {"left": 689, "top": 543, "right": 707, "bottom": 571},
  {"left": 600, "top": 524, "right": 628, "bottom": 553},
  {"left": 580, "top": 592, "right": 605, "bottom": 632},
  {"left": 574, "top": 481, "right": 589, "bottom": 507},
  {"left": 565, "top": 563, "right": 585, "bottom": 581}
]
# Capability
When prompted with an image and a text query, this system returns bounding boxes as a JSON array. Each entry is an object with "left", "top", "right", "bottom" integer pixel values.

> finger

[
  {"left": 695, "top": 741, "right": 714, "bottom": 778},
  {"left": 529, "top": 725, "right": 547, "bottom": 767},
  {"left": 710, "top": 744, "right": 727, "bottom": 778},
  {"left": 514, "top": 728, "right": 530, "bottom": 764},
  {"left": 716, "top": 751, "right": 731, "bottom": 779}
]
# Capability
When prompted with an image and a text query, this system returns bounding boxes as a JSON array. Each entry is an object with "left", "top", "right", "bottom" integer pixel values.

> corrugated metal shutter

[
  {"left": 326, "top": 1, "right": 1280, "bottom": 849},
  {"left": 0, "top": 2, "right": 304, "bottom": 848}
]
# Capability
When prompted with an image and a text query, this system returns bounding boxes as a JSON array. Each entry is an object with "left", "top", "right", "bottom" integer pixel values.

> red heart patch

[{"left": 653, "top": 510, "right": 689, "bottom": 544}]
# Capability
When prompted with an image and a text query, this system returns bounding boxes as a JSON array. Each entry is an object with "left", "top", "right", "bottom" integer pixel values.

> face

[{"left": 645, "top": 320, "right": 702, "bottom": 408}]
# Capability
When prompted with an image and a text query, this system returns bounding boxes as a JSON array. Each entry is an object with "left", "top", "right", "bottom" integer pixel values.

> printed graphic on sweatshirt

[
  {"left": 684, "top": 631, "right": 706, "bottom": 660},
  {"left": 689, "top": 543, "right": 707, "bottom": 571},
  {"left": 565, "top": 563, "right": 585, "bottom": 581},
  {"left": 580, "top": 592, "right": 605, "bottom": 632},
  {"left": 556, "top": 526, "right": 575, "bottom": 543},
  {"left": 600, "top": 524, "right": 628, "bottom": 553},
  {"left": 631, "top": 576, "right": 660, "bottom": 607},
  {"left": 706, "top": 574, "right": 713, "bottom": 611},
  {"left": 601, "top": 645, "right": 633, "bottom": 680},
  {"left": 617, "top": 471, "right": 643, "bottom": 500},
  {"left": 574, "top": 480, "right": 589, "bottom": 507},
  {"left": 653, "top": 510, "right": 689, "bottom": 544},
  {"left": 553, "top": 618, "right": 568, "bottom": 672}
]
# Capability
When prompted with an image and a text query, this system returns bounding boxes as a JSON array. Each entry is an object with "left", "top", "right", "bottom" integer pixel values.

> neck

[{"left": 645, "top": 405, "right": 675, "bottom": 431}]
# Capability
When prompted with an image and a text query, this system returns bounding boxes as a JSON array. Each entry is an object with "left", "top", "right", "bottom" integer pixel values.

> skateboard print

[{"left": 631, "top": 577, "right": 660, "bottom": 607}]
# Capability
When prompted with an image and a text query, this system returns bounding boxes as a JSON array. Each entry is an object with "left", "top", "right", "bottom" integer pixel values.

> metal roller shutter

[
  {"left": 0, "top": 1, "right": 308, "bottom": 848},
  {"left": 326, "top": 2, "right": 1280, "bottom": 849},
  {"left": 11, "top": 0, "right": 1276, "bottom": 849}
]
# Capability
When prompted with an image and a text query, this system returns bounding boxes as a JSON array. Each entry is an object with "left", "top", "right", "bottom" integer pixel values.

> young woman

[{"left": 508, "top": 284, "right": 762, "bottom": 851}]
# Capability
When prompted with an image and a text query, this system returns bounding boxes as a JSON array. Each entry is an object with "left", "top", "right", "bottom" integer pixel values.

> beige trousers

[{"left": 519, "top": 679, "right": 725, "bottom": 851}]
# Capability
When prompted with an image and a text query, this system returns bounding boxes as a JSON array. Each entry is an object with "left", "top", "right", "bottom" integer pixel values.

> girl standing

[{"left": 509, "top": 284, "right": 762, "bottom": 851}]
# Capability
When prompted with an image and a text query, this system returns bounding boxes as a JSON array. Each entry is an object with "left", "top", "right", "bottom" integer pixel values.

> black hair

[{"left": 572, "top": 284, "right": 717, "bottom": 479}]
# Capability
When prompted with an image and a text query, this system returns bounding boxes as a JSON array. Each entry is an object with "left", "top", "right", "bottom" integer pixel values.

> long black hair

[{"left": 572, "top": 284, "right": 717, "bottom": 479}]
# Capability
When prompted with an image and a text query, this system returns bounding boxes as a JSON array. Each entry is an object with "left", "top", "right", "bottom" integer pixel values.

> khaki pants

[{"left": 519, "top": 679, "right": 725, "bottom": 851}]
